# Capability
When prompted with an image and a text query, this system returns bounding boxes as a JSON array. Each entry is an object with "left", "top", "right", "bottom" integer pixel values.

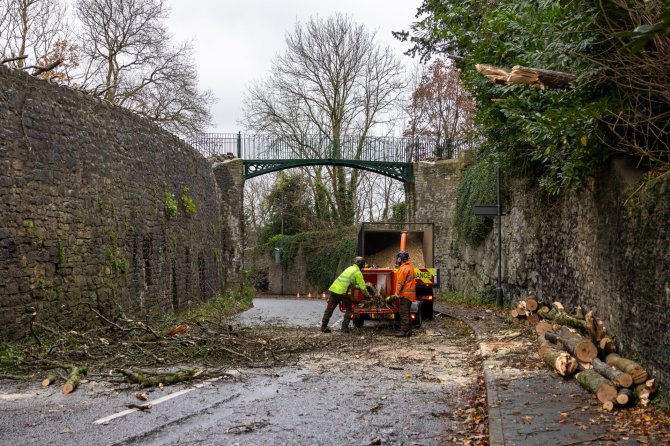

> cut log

[
  {"left": 576, "top": 369, "right": 618, "bottom": 404},
  {"left": 526, "top": 298, "right": 539, "bottom": 312},
  {"left": 42, "top": 374, "right": 57, "bottom": 387},
  {"left": 545, "top": 312, "right": 589, "bottom": 332},
  {"left": 544, "top": 331, "right": 560, "bottom": 343},
  {"left": 62, "top": 366, "right": 87, "bottom": 395},
  {"left": 526, "top": 313, "right": 540, "bottom": 325},
  {"left": 605, "top": 354, "right": 648, "bottom": 384},
  {"left": 539, "top": 305, "right": 550, "bottom": 315},
  {"left": 558, "top": 326, "right": 598, "bottom": 363},
  {"left": 537, "top": 333, "right": 562, "bottom": 357},
  {"left": 635, "top": 384, "right": 652, "bottom": 407},
  {"left": 616, "top": 388, "right": 633, "bottom": 406},
  {"left": 535, "top": 321, "right": 553, "bottom": 336},
  {"left": 602, "top": 401, "right": 615, "bottom": 412},
  {"left": 633, "top": 379, "right": 656, "bottom": 407},
  {"left": 598, "top": 337, "right": 617, "bottom": 355},
  {"left": 511, "top": 309, "right": 527, "bottom": 319},
  {"left": 577, "top": 361, "right": 593, "bottom": 371},
  {"left": 592, "top": 358, "right": 633, "bottom": 388},
  {"left": 542, "top": 346, "right": 577, "bottom": 377},
  {"left": 585, "top": 311, "right": 607, "bottom": 342}
]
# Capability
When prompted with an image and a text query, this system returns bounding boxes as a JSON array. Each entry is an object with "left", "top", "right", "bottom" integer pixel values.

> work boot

[
  {"left": 341, "top": 327, "right": 351, "bottom": 333},
  {"left": 321, "top": 326, "right": 332, "bottom": 333}
]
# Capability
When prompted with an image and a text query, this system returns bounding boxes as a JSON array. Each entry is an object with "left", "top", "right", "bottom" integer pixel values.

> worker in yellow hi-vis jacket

[{"left": 320, "top": 256, "right": 370, "bottom": 333}]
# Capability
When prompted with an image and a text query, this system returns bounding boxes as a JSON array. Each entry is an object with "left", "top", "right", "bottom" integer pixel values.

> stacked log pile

[{"left": 511, "top": 296, "right": 656, "bottom": 411}]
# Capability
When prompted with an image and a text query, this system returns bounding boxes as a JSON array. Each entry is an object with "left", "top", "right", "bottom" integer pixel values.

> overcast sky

[{"left": 164, "top": 0, "right": 421, "bottom": 133}]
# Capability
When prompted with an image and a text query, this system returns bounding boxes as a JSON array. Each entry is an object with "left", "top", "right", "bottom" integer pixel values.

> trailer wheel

[
  {"left": 421, "top": 301, "right": 434, "bottom": 320},
  {"left": 352, "top": 316, "right": 364, "bottom": 328}
]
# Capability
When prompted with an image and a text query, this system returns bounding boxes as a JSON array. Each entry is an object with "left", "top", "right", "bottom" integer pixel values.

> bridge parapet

[{"left": 190, "top": 133, "right": 459, "bottom": 163}]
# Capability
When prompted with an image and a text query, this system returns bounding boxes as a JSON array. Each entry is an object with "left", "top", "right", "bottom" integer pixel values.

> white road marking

[
  {"left": 93, "top": 377, "right": 222, "bottom": 425},
  {"left": 330, "top": 317, "right": 343, "bottom": 328}
]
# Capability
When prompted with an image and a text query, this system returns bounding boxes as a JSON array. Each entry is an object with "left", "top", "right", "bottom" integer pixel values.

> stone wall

[
  {"left": 0, "top": 67, "right": 243, "bottom": 339},
  {"left": 413, "top": 156, "right": 670, "bottom": 403}
]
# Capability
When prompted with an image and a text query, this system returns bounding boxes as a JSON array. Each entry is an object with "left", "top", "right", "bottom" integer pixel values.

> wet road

[{"left": 0, "top": 298, "right": 479, "bottom": 445}]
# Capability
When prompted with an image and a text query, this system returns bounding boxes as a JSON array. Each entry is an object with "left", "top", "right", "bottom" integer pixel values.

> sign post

[{"left": 474, "top": 165, "right": 505, "bottom": 307}]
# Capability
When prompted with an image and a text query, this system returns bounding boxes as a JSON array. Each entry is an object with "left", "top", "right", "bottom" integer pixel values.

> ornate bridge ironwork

[{"left": 189, "top": 133, "right": 457, "bottom": 182}]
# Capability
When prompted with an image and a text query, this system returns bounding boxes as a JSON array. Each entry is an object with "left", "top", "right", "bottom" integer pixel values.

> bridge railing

[{"left": 188, "top": 133, "right": 463, "bottom": 162}]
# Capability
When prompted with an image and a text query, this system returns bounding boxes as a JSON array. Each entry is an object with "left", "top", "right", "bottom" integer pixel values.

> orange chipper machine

[{"left": 341, "top": 222, "right": 439, "bottom": 328}]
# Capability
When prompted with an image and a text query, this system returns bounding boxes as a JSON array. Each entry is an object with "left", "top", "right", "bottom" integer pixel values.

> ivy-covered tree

[
  {"left": 257, "top": 172, "right": 317, "bottom": 245},
  {"left": 396, "top": 0, "right": 669, "bottom": 194}
]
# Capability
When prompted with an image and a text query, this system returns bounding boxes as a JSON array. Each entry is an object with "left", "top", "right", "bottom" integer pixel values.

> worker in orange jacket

[{"left": 394, "top": 250, "right": 416, "bottom": 337}]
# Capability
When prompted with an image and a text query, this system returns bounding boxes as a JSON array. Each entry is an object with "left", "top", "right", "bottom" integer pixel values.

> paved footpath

[{"left": 434, "top": 302, "right": 642, "bottom": 446}]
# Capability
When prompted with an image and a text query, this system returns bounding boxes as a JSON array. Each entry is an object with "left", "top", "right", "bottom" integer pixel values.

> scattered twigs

[
  {"left": 29, "top": 59, "right": 63, "bottom": 76},
  {"left": 80, "top": 301, "right": 160, "bottom": 339}
]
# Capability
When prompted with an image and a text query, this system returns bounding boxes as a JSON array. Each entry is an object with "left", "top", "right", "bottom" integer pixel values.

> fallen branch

[
  {"left": 476, "top": 63, "right": 576, "bottom": 89},
  {"left": 30, "top": 59, "right": 63, "bottom": 76},
  {"left": 63, "top": 366, "right": 87, "bottom": 394}
]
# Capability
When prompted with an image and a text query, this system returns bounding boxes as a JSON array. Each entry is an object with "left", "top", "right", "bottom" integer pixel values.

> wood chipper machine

[{"left": 339, "top": 222, "right": 440, "bottom": 328}]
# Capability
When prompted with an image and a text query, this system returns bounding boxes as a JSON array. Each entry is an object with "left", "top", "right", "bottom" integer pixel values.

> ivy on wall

[
  {"left": 454, "top": 161, "right": 497, "bottom": 246},
  {"left": 264, "top": 228, "right": 358, "bottom": 291}
]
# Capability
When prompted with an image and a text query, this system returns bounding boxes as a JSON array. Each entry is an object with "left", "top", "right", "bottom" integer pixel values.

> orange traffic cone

[
  {"left": 308, "top": 292, "right": 313, "bottom": 299},
  {"left": 296, "top": 292, "right": 300, "bottom": 299}
]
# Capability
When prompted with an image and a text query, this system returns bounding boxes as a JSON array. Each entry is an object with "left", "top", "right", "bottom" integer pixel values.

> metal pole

[
  {"left": 237, "top": 131, "right": 242, "bottom": 158},
  {"left": 280, "top": 189, "right": 284, "bottom": 296},
  {"left": 496, "top": 165, "right": 504, "bottom": 307}
]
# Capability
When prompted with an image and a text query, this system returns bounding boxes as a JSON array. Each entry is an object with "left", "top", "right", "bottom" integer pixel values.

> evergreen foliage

[{"left": 397, "top": 0, "right": 670, "bottom": 194}]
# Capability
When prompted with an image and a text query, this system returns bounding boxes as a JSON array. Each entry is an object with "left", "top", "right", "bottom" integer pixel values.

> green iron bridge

[{"left": 189, "top": 133, "right": 458, "bottom": 183}]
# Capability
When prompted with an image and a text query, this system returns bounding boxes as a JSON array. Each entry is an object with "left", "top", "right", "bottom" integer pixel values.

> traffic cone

[
  {"left": 308, "top": 292, "right": 312, "bottom": 299},
  {"left": 321, "top": 292, "right": 327, "bottom": 300},
  {"left": 296, "top": 292, "right": 300, "bottom": 299}
]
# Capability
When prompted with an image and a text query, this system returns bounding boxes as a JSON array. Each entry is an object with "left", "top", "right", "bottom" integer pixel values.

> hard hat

[
  {"left": 354, "top": 256, "right": 365, "bottom": 268},
  {"left": 397, "top": 251, "right": 409, "bottom": 262}
]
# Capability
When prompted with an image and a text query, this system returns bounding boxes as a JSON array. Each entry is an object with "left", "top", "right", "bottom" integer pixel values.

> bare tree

[
  {"left": 0, "top": 0, "right": 70, "bottom": 71},
  {"left": 404, "top": 58, "right": 476, "bottom": 158},
  {"left": 75, "top": 0, "right": 214, "bottom": 136},
  {"left": 243, "top": 13, "right": 406, "bottom": 226}
]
